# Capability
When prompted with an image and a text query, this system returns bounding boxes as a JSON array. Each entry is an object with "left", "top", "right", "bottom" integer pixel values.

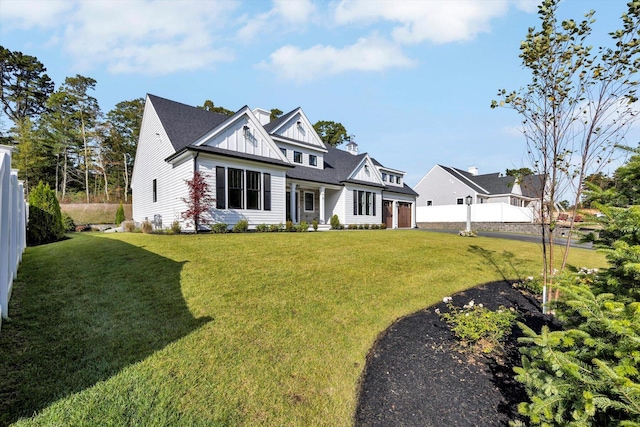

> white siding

[
  {"left": 350, "top": 157, "right": 383, "bottom": 185},
  {"left": 342, "top": 186, "right": 382, "bottom": 225},
  {"left": 132, "top": 98, "right": 192, "bottom": 227},
  {"left": 414, "top": 165, "right": 476, "bottom": 206},
  {"left": 272, "top": 111, "right": 325, "bottom": 148},
  {"left": 198, "top": 156, "right": 286, "bottom": 228},
  {"left": 277, "top": 141, "right": 324, "bottom": 170},
  {"left": 202, "top": 117, "right": 281, "bottom": 161}
]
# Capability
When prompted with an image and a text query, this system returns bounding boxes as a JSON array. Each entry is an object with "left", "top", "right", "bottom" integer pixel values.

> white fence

[
  {"left": 417, "top": 202, "right": 535, "bottom": 223},
  {"left": 0, "top": 145, "right": 27, "bottom": 332}
]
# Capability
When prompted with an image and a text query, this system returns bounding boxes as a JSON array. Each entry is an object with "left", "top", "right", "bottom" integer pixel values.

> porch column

[
  {"left": 319, "top": 186, "right": 325, "bottom": 224},
  {"left": 393, "top": 200, "right": 398, "bottom": 229},
  {"left": 411, "top": 201, "right": 417, "bottom": 228},
  {"left": 290, "top": 183, "right": 297, "bottom": 223}
]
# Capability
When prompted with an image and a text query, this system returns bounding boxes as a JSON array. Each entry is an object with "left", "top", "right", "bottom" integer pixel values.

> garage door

[{"left": 398, "top": 202, "right": 412, "bottom": 228}]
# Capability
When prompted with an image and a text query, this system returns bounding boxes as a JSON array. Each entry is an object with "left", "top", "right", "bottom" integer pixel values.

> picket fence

[{"left": 0, "top": 145, "right": 27, "bottom": 333}]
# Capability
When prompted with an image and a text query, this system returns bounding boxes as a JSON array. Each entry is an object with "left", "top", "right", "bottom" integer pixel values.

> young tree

[
  {"left": 27, "top": 181, "right": 65, "bottom": 245},
  {"left": 313, "top": 120, "right": 351, "bottom": 147},
  {"left": 270, "top": 108, "right": 283, "bottom": 121},
  {"left": 492, "top": 0, "right": 640, "bottom": 304},
  {"left": 198, "top": 99, "right": 234, "bottom": 116},
  {"left": 181, "top": 170, "right": 214, "bottom": 234}
]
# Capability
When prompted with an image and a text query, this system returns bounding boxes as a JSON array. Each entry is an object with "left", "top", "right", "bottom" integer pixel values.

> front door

[{"left": 383, "top": 200, "right": 393, "bottom": 228}]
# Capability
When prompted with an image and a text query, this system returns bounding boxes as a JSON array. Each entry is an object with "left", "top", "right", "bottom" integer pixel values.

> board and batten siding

[
  {"left": 272, "top": 112, "right": 325, "bottom": 149},
  {"left": 197, "top": 156, "right": 287, "bottom": 227},
  {"left": 350, "top": 159, "right": 382, "bottom": 185},
  {"left": 202, "top": 116, "right": 282, "bottom": 161},
  {"left": 132, "top": 99, "right": 192, "bottom": 227}
]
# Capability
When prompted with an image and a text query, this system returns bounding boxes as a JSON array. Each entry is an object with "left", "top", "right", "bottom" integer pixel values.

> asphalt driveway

[{"left": 419, "top": 228, "right": 593, "bottom": 249}]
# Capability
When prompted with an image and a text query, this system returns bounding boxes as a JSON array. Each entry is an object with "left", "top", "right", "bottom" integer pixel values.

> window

[
  {"left": 304, "top": 192, "right": 314, "bottom": 211},
  {"left": 354, "top": 190, "right": 376, "bottom": 216},
  {"left": 280, "top": 148, "right": 287, "bottom": 157},
  {"left": 293, "top": 151, "right": 302, "bottom": 163},
  {"left": 228, "top": 168, "right": 244, "bottom": 209},
  {"left": 457, "top": 198, "right": 464, "bottom": 205},
  {"left": 216, "top": 166, "right": 226, "bottom": 209},
  {"left": 396, "top": 176, "right": 401, "bottom": 184},
  {"left": 426, "top": 200, "right": 433, "bottom": 206},
  {"left": 152, "top": 179, "right": 157, "bottom": 202},
  {"left": 246, "top": 170, "right": 260, "bottom": 210},
  {"left": 382, "top": 173, "right": 387, "bottom": 182},
  {"left": 263, "top": 173, "right": 271, "bottom": 211},
  {"left": 389, "top": 174, "right": 394, "bottom": 183},
  {"left": 309, "top": 154, "right": 317, "bottom": 166}
]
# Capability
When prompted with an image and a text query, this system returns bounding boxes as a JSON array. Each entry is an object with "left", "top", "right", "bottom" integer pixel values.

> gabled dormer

[
  {"left": 347, "top": 155, "right": 384, "bottom": 186},
  {"left": 377, "top": 165, "right": 405, "bottom": 187},
  {"left": 191, "top": 106, "right": 288, "bottom": 164}
]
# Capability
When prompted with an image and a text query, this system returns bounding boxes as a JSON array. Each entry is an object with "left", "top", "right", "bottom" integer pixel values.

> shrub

[
  {"left": 270, "top": 223, "right": 282, "bottom": 232},
  {"left": 122, "top": 221, "right": 136, "bottom": 232},
  {"left": 141, "top": 220, "right": 153, "bottom": 234},
  {"left": 297, "top": 221, "right": 309, "bottom": 232},
  {"left": 514, "top": 275, "right": 543, "bottom": 295},
  {"left": 380, "top": 223, "right": 387, "bottom": 229},
  {"left": 312, "top": 219, "right": 319, "bottom": 231},
  {"left": 364, "top": 223, "right": 370, "bottom": 229},
  {"left": 330, "top": 214, "right": 341, "bottom": 230},
  {"left": 232, "top": 219, "right": 249, "bottom": 233},
  {"left": 170, "top": 220, "right": 182, "bottom": 234},
  {"left": 212, "top": 222, "right": 228, "bottom": 234},
  {"left": 439, "top": 297, "right": 518, "bottom": 354},
  {"left": 115, "top": 202, "right": 125, "bottom": 225},
  {"left": 371, "top": 223, "right": 379, "bottom": 230},
  {"left": 358, "top": 224, "right": 364, "bottom": 230},
  {"left": 285, "top": 220, "right": 294, "bottom": 232},
  {"left": 256, "top": 223, "right": 269, "bottom": 232},
  {"left": 62, "top": 212, "right": 76, "bottom": 232},
  {"left": 27, "top": 181, "right": 65, "bottom": 245}
]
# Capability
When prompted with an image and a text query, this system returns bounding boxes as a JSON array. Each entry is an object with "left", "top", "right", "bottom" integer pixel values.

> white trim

[{"left": 304, "top": 191, "right": 315, "bottom": 212}]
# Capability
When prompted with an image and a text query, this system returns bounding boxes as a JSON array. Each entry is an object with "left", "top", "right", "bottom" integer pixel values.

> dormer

[{"left": 377, "top": 165, "right": 405, "bottom": 187}]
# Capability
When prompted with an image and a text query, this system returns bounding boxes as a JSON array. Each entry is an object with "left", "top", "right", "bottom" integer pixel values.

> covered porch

[{"left": 286, "top": 181, "right": 341, "bottom": 225}]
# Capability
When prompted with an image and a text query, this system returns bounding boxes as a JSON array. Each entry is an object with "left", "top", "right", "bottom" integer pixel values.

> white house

[
  {"left": 131, "top": 95, "right": 417, "bottom": 230},
  {"left": 413, "top": 165, "right": 544, "bottom": 223}
]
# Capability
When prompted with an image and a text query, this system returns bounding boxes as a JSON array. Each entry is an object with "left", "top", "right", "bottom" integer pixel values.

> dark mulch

[{"left": 355, "top": 281, "right": 558, "bottom": 427}]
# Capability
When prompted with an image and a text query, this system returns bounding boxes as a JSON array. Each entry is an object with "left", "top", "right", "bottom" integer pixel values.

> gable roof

[
  {"left": 263, "top": 108, "right": 299, "bottom": 133},
  {"left": 148, "top": 94, "right": 230, "bottom": 151},
  {"left": 438, "top": 164, "right": 543, "bottom": 198}
]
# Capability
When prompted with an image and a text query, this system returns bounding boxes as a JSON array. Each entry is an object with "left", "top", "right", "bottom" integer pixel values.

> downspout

[{"left": 194, "top": 152, "right": 199, "bottom": 172}]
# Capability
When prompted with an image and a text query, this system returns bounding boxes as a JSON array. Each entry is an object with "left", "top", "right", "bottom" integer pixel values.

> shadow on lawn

[
  {"left": 0, "top": 234, "right": 212, "bottom": 425},
  {"left": 467, "top": 245, "right": 524, "bottom": 283}
]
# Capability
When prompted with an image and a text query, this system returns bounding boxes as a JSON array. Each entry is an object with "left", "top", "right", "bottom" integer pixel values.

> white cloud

[
  {"left": 257, "top": 34, "right": 416, "bottom": 83},
  {"left": 334, "top": 0, "right": 516, "bottom": 44},
  {"left": 1, "top": 0, "right": 237, "bottom": 75},
  {"left": 0, "top": 0, "right": 73, "bottom": 30},
  {"left": 237, "top": 0, "right": 316, "bottom": 42}
]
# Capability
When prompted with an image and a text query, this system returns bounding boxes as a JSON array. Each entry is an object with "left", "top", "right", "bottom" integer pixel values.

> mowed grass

[{"left": 0, "top": 231, "right": 606, "bottom": 426}]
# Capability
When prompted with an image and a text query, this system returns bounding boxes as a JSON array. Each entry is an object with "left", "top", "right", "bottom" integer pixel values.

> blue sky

[{"left": 0, "top": 0, "right": 634, "bottom": 187}]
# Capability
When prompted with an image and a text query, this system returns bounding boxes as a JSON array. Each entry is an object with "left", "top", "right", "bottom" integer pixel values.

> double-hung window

[
  {"left": 228, "top": 168, "right": 244, "bottom": 209},
  {"left": 309, "top": 154, "right": 317, "bottom": 166},
  {"left": 353, "top": 190, "right": 376, "bottom": 216},
  {"left": 246, "top": 170, "right": 260, "bottom": 210},
  {"left": 304, "top": 192, "right": 314, "bottom": 211},
  {"left": 293, "top": 151, "right": 302, "bottom": 164}
]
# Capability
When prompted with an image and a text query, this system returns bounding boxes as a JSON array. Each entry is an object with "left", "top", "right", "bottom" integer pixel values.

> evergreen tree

[{"left": 27, "top": 181, "right": 64, "bottom": 245}]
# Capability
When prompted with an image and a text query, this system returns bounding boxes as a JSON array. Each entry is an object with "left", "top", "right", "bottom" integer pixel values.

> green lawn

[{"left": 0, "top": 231, "right": 606, "bottom": 426}]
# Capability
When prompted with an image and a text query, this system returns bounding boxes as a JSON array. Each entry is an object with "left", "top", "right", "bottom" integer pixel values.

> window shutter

[
  {"left": 216, "top": 166, "right": 225, "bottom": 209},
  {"left": 373, "top": 193, "right": 376, "bottom": 216},
  {"left": 353, "top": 190, "right": 357, "bottom": 216},
  {"left": 263, "top": 173, "right": 271, "bottom": 211}
]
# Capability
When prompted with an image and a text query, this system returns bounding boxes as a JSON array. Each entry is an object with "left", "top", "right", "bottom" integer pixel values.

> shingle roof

[
  {"left": 439, "top": 164, "right": 543, "bottom": 198},
  {"left": 148, "top": 94, "right": 230, "bottom": 151},
  {"left": 166, "top": 145, "right": 292, "bottom": 168},
  {"left": 263, "top": 108, "right": 299, "bottom": 133}
]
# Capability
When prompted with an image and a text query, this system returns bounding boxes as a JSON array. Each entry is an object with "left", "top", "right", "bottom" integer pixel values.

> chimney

[
  {"left": 252, "top": 108, "right": 271, "bottom": 125},
  {"left": 468, "top": 166, "right": 478, "bottom": 176}
]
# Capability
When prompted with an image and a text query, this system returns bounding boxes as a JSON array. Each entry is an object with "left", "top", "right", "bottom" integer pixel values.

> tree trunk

[{"left": 81, "top": 112, "right": 89, "bottom": 203}]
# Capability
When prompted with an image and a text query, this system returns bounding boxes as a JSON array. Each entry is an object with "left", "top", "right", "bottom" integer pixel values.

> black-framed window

[
  {"left": 280, "top": 148, "right": 287, "bottom": 156},
  {"left": 263, "top": 173, "right": 271, "bottom": 211},
  {"left": 427, "top": 200, "right": 433, "bottom": 206},
  {"left": 309, "top": 154, "right": 317, "bottom": 166},
  {"left": 354, "top": 190, "right": 376, "bottom": 216},
  {"left": 457, "top": 198, "right": 463, "bottom": 205},
  {"left": 382, "top": 173, "right": 387, "bottom": 182},
  {"left": 247, "top": 170, "right": 260, "bottom": 210},
  {"left": 216, "top": 166, "right": 226, "bottom": 209},
  {"left": 152, "top": 179, "right": 157, "bottom": 202},
  {"left": 396, "top": 176, "right": 401, "bottom": 184},
  {"left": 304, "top": 192, "right": 314, "bottom": 211},
  {"left": 228, "top": 168, "right": 244, "bottom": 209},
  {"left": 293, "top": 151, "right": 302, "bottom": 163}
]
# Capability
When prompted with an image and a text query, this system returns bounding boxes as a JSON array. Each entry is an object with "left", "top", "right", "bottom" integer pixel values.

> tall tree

[
  {"left": 0, "top": 46, "right": 54, "bottom": 123},
  {"left": 199, "top": 99, "right": 234, "bottom": 116},
  {"left": 313, "top": 120, "right": 350, "bottom": 147},
  {"left": 491, "top": 0, "right": 640, "bottom": 304},
  {"left": 106, "top": 98, "right": 144, "bottom": 201},
  {"left": 270, "top": 108, "right": 283, "bottom": 121},
  {"left": 60, "top": 75, "right": 101, "bottom": 203}
]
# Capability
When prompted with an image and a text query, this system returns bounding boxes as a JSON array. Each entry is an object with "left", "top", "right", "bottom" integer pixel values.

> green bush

[
  {"left": 233, "top": 219, "right": 249, "bottom": 233},
  {"left": 380, "top": 223, "right": 387, "bottom": 229},
  {"left": 27, "top": 181, "right": 65, "bottom": 245},
  {"left": 122, "top": 221, "right": 136, "bottom": 232},
  {"left": 439, "top": 298, "right": 518, "bottom": 354},
  {"left": 270, "top": 223, "right": 283, "bottom": 232},
  {"left": 170, "top": 220, "right": 182, "bottom": 234},
  {"left": 62, "top": 212, "right": 76, "bottom": 232},
  {"left": 256, "top": 223, "right": 269, "bottom": 232},
  {"left": 514, "top": 275, "right": 543, "bottom": 295},
  {"left": 330, "top": 215, "right": 341, "bottom": 230},
  {"left": 285, "top": 220, "right": 294, "bottom": 232},
  {"left": 212, "top": 223, "right": 228, "bottom": 234},
  {"left": 115, "top": 202, "right": 125, "bottom": 225},
  {"left": 297, "top": 221, "right": 309, "bottom": 232},
  {"left": 312, "top": 219, "right": 318, "bottom": 231}
]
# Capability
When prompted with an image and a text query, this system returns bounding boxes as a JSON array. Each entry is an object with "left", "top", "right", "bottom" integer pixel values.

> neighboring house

[
  {"left": 413, "top": 165, "right": 544, "bottom": 223},
  {"left": 131, "top": 94, "right": 417, "bottom": 231}
]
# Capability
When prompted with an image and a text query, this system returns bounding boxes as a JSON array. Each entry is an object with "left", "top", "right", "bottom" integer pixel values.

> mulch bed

[{"left": 355, "top": 281, "right": 557, "bottom": 427}]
